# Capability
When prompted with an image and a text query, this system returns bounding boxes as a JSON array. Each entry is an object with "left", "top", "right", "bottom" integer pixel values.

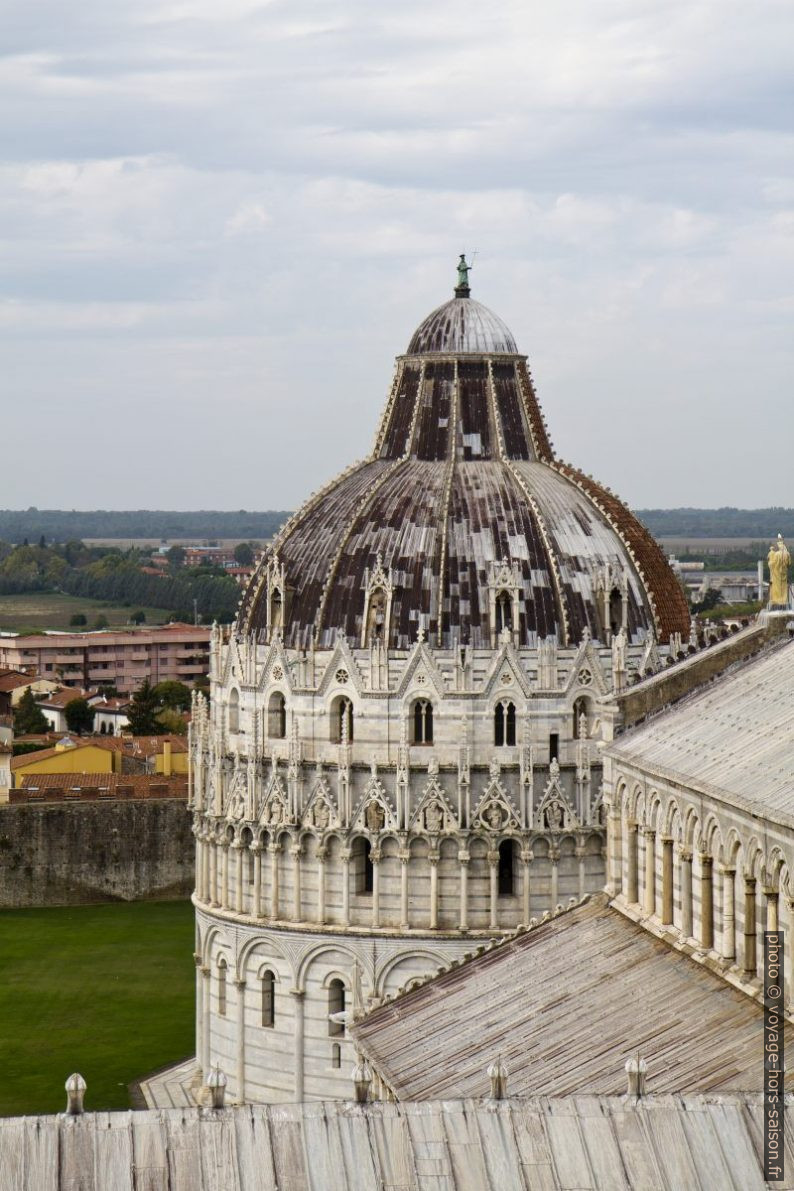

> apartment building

[{"left": 0, "top": 623, "right": 210, "bottom": 694}]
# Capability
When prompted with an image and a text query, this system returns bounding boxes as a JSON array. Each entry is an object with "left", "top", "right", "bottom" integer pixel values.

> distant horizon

[{"left": 2, "top": 505, "right": 793, "bottom": 515}]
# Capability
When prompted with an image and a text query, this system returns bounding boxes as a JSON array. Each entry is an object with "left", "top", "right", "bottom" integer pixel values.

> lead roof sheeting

[
  {"left": 0, "top": 1099, "right": 780, "bottom": 1191},
  {"left": 608, "top": 638, "right": 794, "bottom": 817},
  {"left": 351, "top": 894, "right": 793, "bottom": 1104},
  {"left": 407, "top": 298, "right": 518, "bottom": 356}
]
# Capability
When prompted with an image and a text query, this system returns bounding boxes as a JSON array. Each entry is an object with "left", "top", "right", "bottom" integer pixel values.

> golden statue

[{"left": 767, "top": 535, "right": 791, "bottom": 607}]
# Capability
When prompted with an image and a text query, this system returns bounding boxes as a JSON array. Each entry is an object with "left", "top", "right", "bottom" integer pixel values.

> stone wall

[
  {"left": 614, "top": 621, "right": 785, "bottom": 730},
  {"left": 0, "top": 799, "right": 194, "bottom": 907}
]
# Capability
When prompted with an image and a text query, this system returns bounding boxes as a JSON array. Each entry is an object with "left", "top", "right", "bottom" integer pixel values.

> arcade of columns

[{"left": 604, "top": 757, "right": 794, "bottom": 1009}]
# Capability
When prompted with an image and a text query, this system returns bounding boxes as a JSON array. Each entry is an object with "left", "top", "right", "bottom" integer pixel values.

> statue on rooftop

[
  {"left": 456, "top": 254, "right": 473, "bottom": 291},
  {"left": 767, "top": 535, "right": 791, "bottom": 607}
]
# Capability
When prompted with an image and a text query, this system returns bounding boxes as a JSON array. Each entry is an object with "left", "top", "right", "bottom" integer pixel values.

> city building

[
  {"left": 35, "top": 688, "right": 104, "bottom": 734},
  {"left": 9, "top": 772, "right": 187, "bottom": 803},
  {"left": 10, "top": 733, "right": 187, "bottom": 789},
  {"left": 183, "top": 546, "right": 238, "bottom": 569},
  {"left": 187, "top": 271, "right": 694, "bottom": 1105},
  {"left": 0, "top": 670, "right": 60, "bottom": 715},
  {"left": 92, "top": 696, "right": 131, "bottom": 735},
  {"left": 0, "top": 623, "right": 211, "bottom": 694}
]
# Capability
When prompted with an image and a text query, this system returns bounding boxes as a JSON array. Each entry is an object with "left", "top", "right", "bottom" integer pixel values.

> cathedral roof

[
  {"left": 608, "top": 637, "right": 794, "bottom": 819},
  {"left": 240, "top": 270, "right": 689, "bottom": 649},
  {"left": 351, "top": 892, "right": 793, "bottom": 1100},
  {"left": 3, "top": 1096, "right": 776, "bottom": 1189}
]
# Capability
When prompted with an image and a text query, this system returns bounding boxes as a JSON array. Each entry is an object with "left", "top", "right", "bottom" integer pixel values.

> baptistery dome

[
  {"left": 241, "top": 280, "right": 688, "bottom": 651},
  {"left": 406, "top": 296, "right": 518, "bottom": 355},
  {"left": 190, "top": 265, "right": 690, "bottom": 1110}
]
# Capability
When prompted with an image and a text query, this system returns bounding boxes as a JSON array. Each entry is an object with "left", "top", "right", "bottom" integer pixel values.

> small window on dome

[
  {"left": 495, "top": 591, "right": 512, "bottom": 634},
  {"left": 573, "top": 695, "right": 592, "bottom": 738},
  {"left": 270, "top": 587, "right": 283, "bottom": 635},
  {"left": 494, "top": 701, "right": 516, "bottom": 747},
  {"left": 330, "top": 696, "right": 353, "bottom": 743},
  {"left": 411, "top": 699, "right": 433, "bottom": 745},
  {"left": 366, "top": 588, "right": 388, "bottom": 644},
  {"left": 609, "top": 587, "right": 623, "bottom": 636},
  {"left": 228, "top": 689, "right": 240, "bottom": 734},
  {"left": 268, "top": 692, "right": 286, "bottom": 739}
]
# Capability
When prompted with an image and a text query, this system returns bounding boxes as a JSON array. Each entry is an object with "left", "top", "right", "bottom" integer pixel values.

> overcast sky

[{"left": 2, "top": 1, "right": 792, "bottom": 510}]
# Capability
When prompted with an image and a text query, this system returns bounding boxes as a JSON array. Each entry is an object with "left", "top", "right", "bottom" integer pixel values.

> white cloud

[{"left": 0, "top": 0, "right": 792, "bottom": 507}]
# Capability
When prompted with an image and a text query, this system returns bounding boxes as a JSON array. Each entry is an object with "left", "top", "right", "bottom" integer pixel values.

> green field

[
  {"left": 0, "top": 900, "right": 194, "bottom": 1116},
  {"left": 0, "top": 592, "right": 172, "bottom": 634}
]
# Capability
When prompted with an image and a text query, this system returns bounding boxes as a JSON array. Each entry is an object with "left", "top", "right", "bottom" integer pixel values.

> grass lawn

[
  {"left": 0, "top": 592, "right": 172, "bottom": 634},
  {"left": 0, "top": 900, "right": 194, "bottom": 1117}
]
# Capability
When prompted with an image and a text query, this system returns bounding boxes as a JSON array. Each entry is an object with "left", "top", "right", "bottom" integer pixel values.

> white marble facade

[{"left": 189, "top": 624, "right": 667, "bottom": 1103}]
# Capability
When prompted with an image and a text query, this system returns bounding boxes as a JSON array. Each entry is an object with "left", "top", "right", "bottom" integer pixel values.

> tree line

[
  {"left": 637, "top": 508, "right": 794, "bottom": 537},
  {"left": 0, "top": 509, "right": 290, "bottom": 540},
  {"left": 0, "top": 540, "right": 241, "bottom": 622}
]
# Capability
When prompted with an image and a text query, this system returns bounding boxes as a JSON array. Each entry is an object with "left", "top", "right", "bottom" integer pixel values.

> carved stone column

[
  {"left": 221, "top": 842, "right": 230, "bottom": 910},
  {"left": 341, "top": 850, "right": 351, "bottom": 927},
  {"left": 252, "top": 844, "right": 262, "bottom": 918},
  {"left": 429, "top": 853, "right": 439, "bottom": 929},
  {"left": 765, "top": 886, "right": 779, "bottom": 932},
  {"left": 269, "top": 843, "right": 280, "bottom": 920},
  {"left": 194, "top": 837, "right": 203, "bottom": 899},
  {"left": 317, "top": 847, "right": 327, "bottom": 924},
  {"left": 202, "top": 835, "right": 211, "bottom": 901},
  {"left": 643, "top": 829, "right": 656, "bottom": 917},
  {"left": 209, "top": 840, "right": 219, "bottom": 907},
  {"left": 488, "top": 851, "right": 499, "bottom": 929},
  {"left": 550, "top": 848, "right": 559, "bottom": 909},
  {"left": 720, "top": 865, "right": 736, "bottom": 962},
  {"left": 679, "top": 847, "right": 693, "bottom": 938},
  {"left": 458, "top": 852, "right": 469, "bottom": 931},
  {"left": 626, "top": 821, "right": 639, "bottom": 904},
  {"left": 234, "top": 842, "right": 244, "bottom": 914},
  {"left": 743, "top": 876, "right": 757, "bottom": 979},
  {"left": 235, "top": 979, "right": 246, "bottom": 1103},
  {"left": 785, "top": 897, "right": 794, "bottom": 1008},
  {"left": 371, "top": 850, "right": 381, "bottom": 929},
  {"left": 521, "top": 850, "right": 532, "bottom": 922},
  {"left": 576, "top": 845, "right": 586, "bottom": 901},
  {"left": 290, "top": 989, "right": 305, "bottom": 1102},
  {"left": 400, "top": 852, "right": 409, "bottom": 930},
  {"left": 194, "top": 953, "right": 204, "bottom": 1073},
  {"left": 201, "top": 965, "right": 211, "bottom": 1077},
  {"left": 291, "top": 845, "right": 302, "bottom": 922},
  {"left": 606, "top": 802, "right": 623, "bottom": 896},
  {"left": 661, "top": 837, "right": 674, "bottom": 925},
  {"left": 699, "top": 854, "right": 713, "bottom": 949}
]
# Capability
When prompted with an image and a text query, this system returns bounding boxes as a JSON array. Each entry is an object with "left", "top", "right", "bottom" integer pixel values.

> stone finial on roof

[
  {"left": 625, "top": 1054, "right": 647, "bottom": 1099},
  {"left": 65, "top": 1072, "right": 86, "bottom": 1115},
  {"left": 206, "top": 1065, "right": 227, "bottom": 1109},
  {"left": 487, "top": 1056, "right": 508, "bottom": 1100},
  {"left": 352, "top": 1058, "right": 372, "bottom": 1104}
]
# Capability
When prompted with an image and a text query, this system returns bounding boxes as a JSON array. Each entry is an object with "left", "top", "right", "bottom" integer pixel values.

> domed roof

[
  {"left": 407, "top": 297, "right": 518, "bottom": 356},
  {"left": 240, "top": 272, "right": 689, "bottom": 651}
]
